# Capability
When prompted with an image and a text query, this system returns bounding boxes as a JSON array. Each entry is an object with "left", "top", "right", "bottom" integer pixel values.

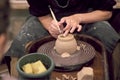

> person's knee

[
  {"left": 92, "top": 21, "right": 112, "bottom": 30},
  {"left": 19, "top": 16, "right": 49, "bottom": 39},
  {"left": 85, "top": 21, "right": 120, "bottom": 53}
]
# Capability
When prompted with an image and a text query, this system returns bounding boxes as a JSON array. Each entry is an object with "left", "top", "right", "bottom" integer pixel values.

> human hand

[
  {"left": 48, "top": 20, "right": 63, "bottom": 38},
  {"left": 59, "top": 14, "right": 82, "bottom": 36}
]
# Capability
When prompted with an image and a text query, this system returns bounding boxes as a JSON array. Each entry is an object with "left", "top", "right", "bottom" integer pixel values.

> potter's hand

[
  {"left": 48, "top": 20, "right": 63, "bottom": 38},
  {"left": 59, "top": 14, "right": 82, "bottom": 36}
]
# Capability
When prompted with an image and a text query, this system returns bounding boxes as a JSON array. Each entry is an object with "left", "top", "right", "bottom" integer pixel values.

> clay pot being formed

[{"left": 55, "top": 34, "right": 77, "bottom": 55}]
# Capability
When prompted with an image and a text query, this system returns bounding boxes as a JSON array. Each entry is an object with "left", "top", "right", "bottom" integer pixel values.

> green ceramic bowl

[{"left": 16, "top": 53, "right": 55, "bottom": 80}]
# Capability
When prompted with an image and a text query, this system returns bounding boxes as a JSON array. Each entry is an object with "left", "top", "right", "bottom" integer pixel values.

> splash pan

[
  {"left": 26, "top": 35, "right": 96, "bottom": 71},
  {"left": 37, "top": 41, "right": 95, "bottom": 66}
]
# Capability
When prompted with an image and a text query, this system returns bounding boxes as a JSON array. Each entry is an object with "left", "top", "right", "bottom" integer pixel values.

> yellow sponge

[
  {"left": 31, "top": 60, "right": 47, "bottom": 74},
  {"left": 22, "top": 63, "right": 33, "bottom": 74}
]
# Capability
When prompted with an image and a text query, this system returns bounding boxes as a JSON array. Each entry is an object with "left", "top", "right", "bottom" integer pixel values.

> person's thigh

[
  {"left": 82, "top": 21, "right": 120, "bottom": 53},
  {"left": 6, "top": 16, "right": 49, "bottom": 57}
]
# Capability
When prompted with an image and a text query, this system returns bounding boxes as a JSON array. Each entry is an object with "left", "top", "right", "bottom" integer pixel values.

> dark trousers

[{"left": 6, "top": 16, "right": 120, "bottom": 58}]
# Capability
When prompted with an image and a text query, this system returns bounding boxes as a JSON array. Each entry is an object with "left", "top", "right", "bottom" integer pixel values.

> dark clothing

[{"left": 27, "top": 0, "right": 116, "bottom": 20}]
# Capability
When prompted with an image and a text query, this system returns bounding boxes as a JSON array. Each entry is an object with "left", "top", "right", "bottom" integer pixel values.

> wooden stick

[{"left": 49, "top": 6, "right": 62, "bottom": 33}]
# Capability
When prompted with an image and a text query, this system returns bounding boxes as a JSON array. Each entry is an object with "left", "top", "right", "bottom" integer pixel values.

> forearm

[
  {"left": 76, "top": 10, "right": 112, "bottom": 23},
  {"left": 38, "top": 14, "right": 53, "bottom": 31}
]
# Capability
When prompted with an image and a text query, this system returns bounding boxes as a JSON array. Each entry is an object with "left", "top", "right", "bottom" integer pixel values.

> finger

[
  {"left": 50, "top": 31, "right": 59, "bottom": 38},
  {"left": 77, "top": 25, "right": 82, "bottom": 32},
  {"left": 63, "top": 20, "right": 71, "bottom": 31},
  {"left": 59, "top": 24, "right": 64, "bottom": 29},
  {"left": 63, "top": 24, "right": 71, "bottom": 31},
  {"left": 51, "top": 20, "right": 61, "bottom": 31},
  {"left": 50, "top": 27, "right": 56, "bottom": 33},
  {"left": 63, "top": 29, "right": 70, "bottom": 37},
  {"left": 51, "top": 25, "right": 61, "bottom": 34},
  {"left": 51, "top": 20, "right": 59, "bottom": 30},
  {"left": 50, "top": 24, "right": 58, "bottom": 30},
  {"left": 51, "top": 34, "right": 56, "bottom": 38},
  {"left": 53, "top": 34, "right": 58, "bottom": 38},
  {"left": 70, "top": 26, "right": 76, "bottom": 33},
  {"left": 51, "top": 31, "right": 59, "bottom": 38},
  {"left": 70, "top": 22, "right": 78, "bottom": 33},
  {"left": 49, "top": 28, "right": 57, "bottom": 34},
  {"left": 59, "top": 25, "right": 64, "bottom": 33}
]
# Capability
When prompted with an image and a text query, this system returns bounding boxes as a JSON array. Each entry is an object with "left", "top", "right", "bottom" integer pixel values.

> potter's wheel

[{"left": 37, "top": 40, "right": 96, "bottom": 71}]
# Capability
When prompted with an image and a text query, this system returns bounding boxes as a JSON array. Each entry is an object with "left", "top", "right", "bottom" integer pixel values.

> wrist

[{"left": 73, "top": 14, "right": 83, "bottom": 24}]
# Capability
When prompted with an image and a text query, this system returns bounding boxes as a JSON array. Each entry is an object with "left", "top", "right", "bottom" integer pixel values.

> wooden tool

[{"left": 49, "top": 6, "right": 62, "bottom": 33}]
